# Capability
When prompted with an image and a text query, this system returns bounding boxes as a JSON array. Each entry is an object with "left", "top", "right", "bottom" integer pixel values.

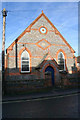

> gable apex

[{"left": 7, "top": 11, "right": 75, "bottom": 53}]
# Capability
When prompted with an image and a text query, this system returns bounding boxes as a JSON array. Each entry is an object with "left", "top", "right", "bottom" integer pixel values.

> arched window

[
  {"left": 21, "top": 50, "right": 30, "bottom": 73},
  {"left": 58, "top": 52, "right": 65, "bottom": 71}
]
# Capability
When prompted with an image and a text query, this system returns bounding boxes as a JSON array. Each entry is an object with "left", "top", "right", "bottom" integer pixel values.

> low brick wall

[
  {"left": 59, "top": 73, "right": 79, "bottom": 88},
  {"left": 5, "top": 78, "right": 52, "bottom": 94},
  {"left": 67, "top": 73, "right": 78, "bottom": 88}
]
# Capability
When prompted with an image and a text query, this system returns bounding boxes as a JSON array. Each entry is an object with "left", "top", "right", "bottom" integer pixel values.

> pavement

[{"left": 2, "top": 87, "right": 80, "bottom": 102}]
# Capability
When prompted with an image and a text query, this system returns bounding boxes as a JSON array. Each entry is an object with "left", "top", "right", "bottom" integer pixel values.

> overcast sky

[{"left": 0, "top": 2, "right": 78, "bottom": 56}]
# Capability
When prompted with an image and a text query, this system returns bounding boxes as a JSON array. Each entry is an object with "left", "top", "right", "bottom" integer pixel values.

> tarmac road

[{"left": 2, "top": 93, "right": 80, "bottom": 118}]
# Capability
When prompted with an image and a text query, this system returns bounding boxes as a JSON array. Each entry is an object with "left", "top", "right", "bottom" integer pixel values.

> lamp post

[{"left": 2, "top": 8, "right": 7, "bottom": 95}]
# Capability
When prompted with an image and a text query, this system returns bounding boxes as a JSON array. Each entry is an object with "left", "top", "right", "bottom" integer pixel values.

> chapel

[{"left": 5, "top": 11, "right": 77, "bottom": 90}]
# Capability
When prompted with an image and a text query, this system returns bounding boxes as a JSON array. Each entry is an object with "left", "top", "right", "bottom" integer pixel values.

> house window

[
  {"left": 58, "top": 52, "right": 65, "bottom": 71},
  {"left": 21, "top": 50, "right": 30, "bottom": 73}
]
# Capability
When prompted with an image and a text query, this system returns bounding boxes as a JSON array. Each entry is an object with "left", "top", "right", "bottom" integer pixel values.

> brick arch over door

[
  {"left": 19, "top": 47, "right": 32, "bottom": 73},
  {"left": 42, "top": 63, "right": 58, "bottom": 85}
]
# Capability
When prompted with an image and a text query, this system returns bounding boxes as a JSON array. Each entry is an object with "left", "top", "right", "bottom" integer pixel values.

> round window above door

[{"left": 39, "top": 26, "right": 47, "bottom": 34}]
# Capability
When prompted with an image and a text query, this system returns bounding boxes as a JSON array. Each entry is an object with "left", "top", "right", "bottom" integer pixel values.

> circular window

[{"left": 39, "top": 26, "right": 47, "bottom": 34}]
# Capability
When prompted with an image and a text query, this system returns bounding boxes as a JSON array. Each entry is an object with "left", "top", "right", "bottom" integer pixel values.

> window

[
  {"left": 40, "top": 27, "right": 47, "bottom": 33},
  {"left": 39, "top": 26, "right": 47, "bottom": 34},
  {"left": 58, "top": 52, "right": 65, "bottom": 71},
  {"left": 21, "top": 50, "right": 30, "bottom": 73}
]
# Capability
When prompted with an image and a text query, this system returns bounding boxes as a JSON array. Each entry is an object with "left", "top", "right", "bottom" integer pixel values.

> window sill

[{"left": 20, "top": 71, "right": 30, "bottom": 74}]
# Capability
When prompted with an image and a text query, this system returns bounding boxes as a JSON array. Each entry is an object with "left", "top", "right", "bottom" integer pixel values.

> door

[{"left": 45, "top": 66, "right": 54, "bottom": 85}]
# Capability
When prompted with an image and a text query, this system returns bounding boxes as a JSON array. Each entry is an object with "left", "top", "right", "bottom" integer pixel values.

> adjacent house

[{"left": 77, "top": 56, "right": 80, "bottom": 71}]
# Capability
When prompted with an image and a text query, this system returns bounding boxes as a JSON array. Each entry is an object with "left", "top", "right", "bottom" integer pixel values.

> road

[{"left": 2, "top": 93, "right": 80, "bottom": 118}]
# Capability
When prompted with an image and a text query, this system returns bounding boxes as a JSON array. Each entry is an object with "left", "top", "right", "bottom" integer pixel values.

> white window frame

[
  {"left": 21, "top": 50, "right": 30, "bottom": 73},
  {"left": 58, "top": 52, "right": 66, "bottom": 71}
]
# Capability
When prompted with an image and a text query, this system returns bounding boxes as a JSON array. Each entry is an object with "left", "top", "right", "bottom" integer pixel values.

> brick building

[
  {"left": 77, "top": 56, "right": 80, "bottom": 70},
  {"left": 5, "top": 11, "right": 77, "bottom": 91}
]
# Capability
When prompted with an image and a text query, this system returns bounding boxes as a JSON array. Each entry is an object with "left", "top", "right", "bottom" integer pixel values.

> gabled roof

[
  {"left": 35, "top": 52, "right": 58, "bottom": 70},
  {"left": 7, "top": 10, "right": 75, "bottom": 53},
  {"left": 36, "top": 53, "right": 48, "bottom": 69}
]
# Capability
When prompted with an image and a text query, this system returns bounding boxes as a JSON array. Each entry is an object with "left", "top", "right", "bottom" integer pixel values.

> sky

[{"left": 0, "top": 2, "right": 78, "bottom": 57}]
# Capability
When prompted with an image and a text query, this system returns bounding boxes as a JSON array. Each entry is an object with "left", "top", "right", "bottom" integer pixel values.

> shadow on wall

[
  {"left": 4, "top": 58, "right": 79, "bottom": 94},
  {"left": 4, "top": 59, "right": 59, "bottom": 94},
  {"left": 5, "top": 59, "right": 60, "bottom": 80},
  {"left": 4, "top": 70, "right": 53, "bottom": 95}
]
